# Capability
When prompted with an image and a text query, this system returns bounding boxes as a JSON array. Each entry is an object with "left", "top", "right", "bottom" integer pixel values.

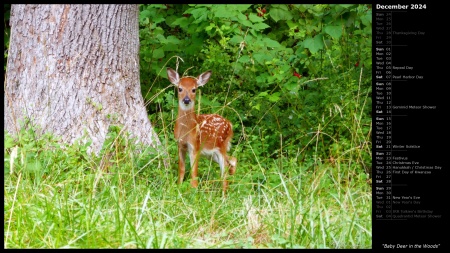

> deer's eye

[
  {"left": 192, "top": 88, "right": 196, "bottom": 93},
  {"left": 178, "top": 88, "right": 183, "bottom": 92}
]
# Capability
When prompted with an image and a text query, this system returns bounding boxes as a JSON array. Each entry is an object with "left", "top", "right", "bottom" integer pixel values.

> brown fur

[{"left": 167, "top": 67, "right": 237, "bottom": 193}]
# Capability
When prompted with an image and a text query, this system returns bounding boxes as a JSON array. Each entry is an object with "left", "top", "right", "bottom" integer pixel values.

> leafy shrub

[{"left": 139, "top": 4, "right": 372, "bottom": 170}]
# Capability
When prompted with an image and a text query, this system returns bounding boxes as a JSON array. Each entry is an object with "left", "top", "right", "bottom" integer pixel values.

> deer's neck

[{"left": 175, "top": 108, "right": 198, "bottom": 141}]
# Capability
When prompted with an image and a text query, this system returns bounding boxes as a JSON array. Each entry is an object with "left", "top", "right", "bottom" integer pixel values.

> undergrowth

[{"left": 4, "top": 118, "right": 371, "bottom": 248}]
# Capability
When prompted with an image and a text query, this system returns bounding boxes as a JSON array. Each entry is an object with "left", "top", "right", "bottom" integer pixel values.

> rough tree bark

[{"left": 4, "top": 4, "right": 165, "bottom": 159}]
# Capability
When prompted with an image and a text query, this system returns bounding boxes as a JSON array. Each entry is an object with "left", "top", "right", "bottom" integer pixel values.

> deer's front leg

[
  {"left": 188, "top": 144, "right": 199, "bottom": 188},
  {"left": 178, "top": 143, "right": 187, "bottom": 185}
]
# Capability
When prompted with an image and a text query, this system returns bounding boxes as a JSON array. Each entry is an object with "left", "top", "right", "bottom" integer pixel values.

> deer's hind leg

[{"left": 227, "top": 156, "right": 237, "bottom": 175}]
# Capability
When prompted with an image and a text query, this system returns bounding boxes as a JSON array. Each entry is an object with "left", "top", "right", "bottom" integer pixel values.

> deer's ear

[
  {"left": 197, "top": 70, "right": 212, "bottom": 87},
  {"left": 167, "top": 68, "right": 180, "bottom": 86}
]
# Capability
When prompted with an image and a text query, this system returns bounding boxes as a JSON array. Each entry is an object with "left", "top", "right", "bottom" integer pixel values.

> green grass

[{"left": 4, "top": 126, "right": 371, "bottom": 249}]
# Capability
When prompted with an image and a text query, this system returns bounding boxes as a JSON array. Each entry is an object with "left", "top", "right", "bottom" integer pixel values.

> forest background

[{"left": 4, "top": 4, "right": 372, "bottom": 248}]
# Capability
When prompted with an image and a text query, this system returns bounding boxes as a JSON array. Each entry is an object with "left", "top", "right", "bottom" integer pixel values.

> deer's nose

[{"left": 183, "top": 97, "right": 191, "bottom": 105}]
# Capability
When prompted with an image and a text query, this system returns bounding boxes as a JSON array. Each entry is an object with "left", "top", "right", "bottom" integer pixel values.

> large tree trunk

[{"left": 4, "top": 4, "right": 164, "bottom": 159}]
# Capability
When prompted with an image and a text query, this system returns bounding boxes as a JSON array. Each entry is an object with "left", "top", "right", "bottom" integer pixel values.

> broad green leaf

[
  {"left": 311, "top": 4, "right": 326, "bottom": 14},
  {"left": 286, "top": 20, "right": 298, "bottom": 29},
  {"left": 270, "top": 8, "right": 293, "bottom": 22},
  {"left": 255, "top": 75, "right": 266, "bottom": 84},
  {"left": 263, "top": 38, "right": 281, "bottom": 48},
  {"left": 237, "top": 13, "right": 248, "bottom": 22},
  {"left": 283, "top": 80, "right": 298, "bottom": 92},
  {"left": 361, "top": 12, "right": 372, "bottom": 26},
  {"left": 152, "top": 47, "right": 165, "bottom": 59},
  {"left": 252, "top": 22, "right": 270, "bottom": 31},
  {"left": 205, "top": 23, "right": 215, "bottom": 32},
  {"left": 252, "top": 103, "right": 261, "bottom": 111},
  {"left": 272, "top": 4, "right": 289, "bottom": 11},
  {"left": 140, "top": 10, "right": 152, "bottom": 21},
  {"left": 140, "top": 17, "right": 149, "bottom": 25},
  {"left": 231, "top": 4, "right": 252, "bottom": 12},
  {"left": 153, "top": 26, "right": 164, "bottom": 35},
  {"left": 303, "top": 35, "right": 324, "bottom": 54},
  {"left": 339, "top": 4, "right": 355, "bottom": 9},
  {"left": 229, "top": 35, "right": 244, "bottom": 44},
  {"left": 165, "top": 15, "right": 179, "bottom": 27},
  {"left": 214, "top": 5, "right": 235, "bottom": 18},
  {"left": 257, "top": 91, "right": 269, "bottom": 97},
  {"left": 151, "top": 4, "right": 166, "bottom": 9},
  {"left": 171, "top": 17, "right": 190, "bottom": 28},
  {"left": 248, "top": 13, "right": 264, "bottom": 23},
  {"left": 188, "top": 7, "right": 208, "bottom": 21},
  {"left": 156, "top": 34, "right": 167, "bottom": 44},
  {"left": 268, "top": 92, "right": 281, "bottom": 102},
  {"left": 185, "top": 36, "right": 204, "bottom": 55},
  {"left": 152, "top": 16, "right": 165, "bottom": 24},
  {"left": 267, "top": 75, "right": 276, "bottom": 83},
  {"left": 253, "top": 53, "right": 270, "bottom": 65},
  {"left": 163, "top": 43, "right": 179, "bottom": 51},
  {"left": 238, "top": 55, "right": 250, "bottom": 63},
  {"left": 284, "top": 48, "right": 294, "bottom": 55},
  {"left": 166, "top": 35, "right": 181, "bottom": 44},
  {"left": 233, "top": 62, "right": 244, "bottom": 71},
  {"left": 324, "top": 25, "right": 342, "bottom": 39},
  {"left": 280, "top": 64, "right": 291, "bottom": 73},
  {"left": 240, "top": 19, "right": 253, "bottom": 27}
]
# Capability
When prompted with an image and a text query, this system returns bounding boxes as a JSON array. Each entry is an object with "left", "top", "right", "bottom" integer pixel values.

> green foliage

[
  {"left": 141, "top": 4, "right": 372, "bottom": 171},
  {"left": 3, "top": 4, "right": 372, "bottom": 168}
]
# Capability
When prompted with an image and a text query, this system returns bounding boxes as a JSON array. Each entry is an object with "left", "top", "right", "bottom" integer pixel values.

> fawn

[{"left": 167, "top": 67, "right": 237, "bottom": 193}]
